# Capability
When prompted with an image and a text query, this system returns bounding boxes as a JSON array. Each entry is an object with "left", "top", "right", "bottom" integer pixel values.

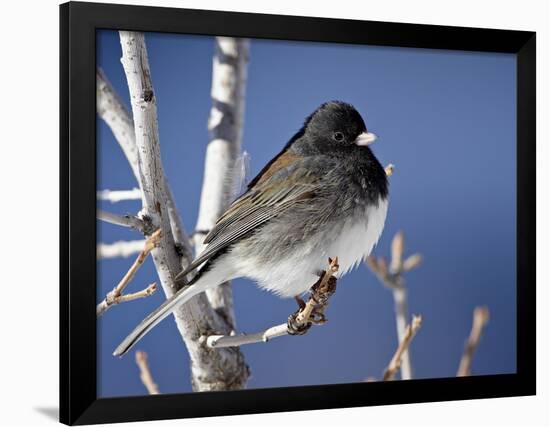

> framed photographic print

[{"left": 60, "top": 1, "right": 536, "bottom": 425}]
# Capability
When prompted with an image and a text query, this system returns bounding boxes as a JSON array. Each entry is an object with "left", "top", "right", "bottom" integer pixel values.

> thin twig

[
  {"left": 135, "top": 351, "right": 160, "bottom": 395},
  {"left": 97, "top": 209, "right": 145, "bottom": 232},
  {"left": 366, "top": 231, "right": 422, "bottom": 380},
  {"left": 97, "top": 188, "right": 142, "bottom": 203},
  {"left": 96, "top": 283, "right": 158, "bottom": 316},
  {"left": 383, "top": 315, "right": 423, "bottom": 381},
  {"left": 457, "top": 306, "right": 490, "bottom": 377},
  {"left": 206, "top": 257, "right": 339, "bottom": 348},
  {"left": 96, "top": 229, "right": 162, "bottom": 316}
]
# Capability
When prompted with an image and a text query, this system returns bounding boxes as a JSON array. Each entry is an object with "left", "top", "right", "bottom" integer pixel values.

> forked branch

[
  {"left": 367, "top": 231, "right": 422, "bottom": 380},
  {"left": 96, "top": 229, "right": 162, "bottom": 316},
  {"left": 383, "top": 315, "right": 423, "bottom": 381}
]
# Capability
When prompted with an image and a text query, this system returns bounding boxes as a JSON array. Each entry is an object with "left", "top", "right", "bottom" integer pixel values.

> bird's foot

[
  {"left": 287, "top": 311, "right": 313, "bottom": 335},
  {"left": 287, "top": 275, "right": 338, "bottom": 334},
  {"left": 310, "top": 274, "right": 338, "bottom": 305},
  {"left": 294, "top": 295, "right": 306, "bottom": 310},
  {"left": 309, "top": 308, "right": 328, "bottom": 325}
]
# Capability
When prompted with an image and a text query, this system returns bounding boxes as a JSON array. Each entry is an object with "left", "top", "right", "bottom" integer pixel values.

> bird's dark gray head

[{"left": 294, "top": 101, "right": 377, "bottom": 154}]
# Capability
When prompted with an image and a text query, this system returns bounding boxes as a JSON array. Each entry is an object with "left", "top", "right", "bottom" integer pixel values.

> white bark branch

[
  {"left": 366, "top": 231, "right": 423, "bottom": 380},
  {"left": 194, "top": 37, "right": 250, "bottom": 329},
  {"left": 119, "top": 31, "right": 248, "bottom": 391},
  {"left": 97, "top": 240, "right": 145, "bottom": 259},
  {"left": 392, "top": 287, "right": 411, "bottom": 378},
  {"left": 207, "top": 324, "right": 288, "bottom": 348},
  {"left": 97, "top": 188, "right": 142, "bottom": 203},
  {"left": 196, "top": 37, "right": 249, "bottom": 234},
  {"left": 97, "top": 209, "right": 145, "bottom": 232}
]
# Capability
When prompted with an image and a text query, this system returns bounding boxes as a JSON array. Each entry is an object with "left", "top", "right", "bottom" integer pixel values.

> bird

[{"left": 114, "top": 101, "right": 389, "bottom": 357}]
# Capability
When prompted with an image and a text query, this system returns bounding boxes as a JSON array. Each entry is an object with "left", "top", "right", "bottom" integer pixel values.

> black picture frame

[{"left": 60, "top": 1, "right": 536, "bottom": 425}]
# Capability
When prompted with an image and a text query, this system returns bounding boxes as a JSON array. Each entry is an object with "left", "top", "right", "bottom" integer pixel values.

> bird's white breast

[
  {"left": 328, "top": 197, "right": 389, "bottom": 278},
  {"left": 231, "top": 197, "right": 389, "bottom": 298}
]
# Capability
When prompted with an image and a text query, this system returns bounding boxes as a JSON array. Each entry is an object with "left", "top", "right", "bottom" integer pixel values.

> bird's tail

[{"left": 113, "top": 271, "right": 217, "bottom": 357}]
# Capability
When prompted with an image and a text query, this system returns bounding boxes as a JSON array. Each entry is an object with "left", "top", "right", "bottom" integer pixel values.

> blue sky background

[{"left": 97, "top": 30, "right": 516, "bottom": 398}]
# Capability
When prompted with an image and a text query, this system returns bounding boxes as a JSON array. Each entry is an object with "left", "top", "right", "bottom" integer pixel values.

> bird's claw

[
  {"left": 311, "top": 275, "right": 337, "bottom": 305},
  {"left": 294, "top": 295, "right": 306, "bottom": 310},
  {"left": 287, "top": 311, "right": 312, "bottom": 335},
  {"left": 287, "top": 270, "right": 338, "bottom": 335},
  {"left": 310, "top": 310, "right": 327, "bottom": 325}
]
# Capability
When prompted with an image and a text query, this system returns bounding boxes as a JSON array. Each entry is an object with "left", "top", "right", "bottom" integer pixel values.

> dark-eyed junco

[{"left": 114, "top": 101, "right": 389, "bottom": 356}]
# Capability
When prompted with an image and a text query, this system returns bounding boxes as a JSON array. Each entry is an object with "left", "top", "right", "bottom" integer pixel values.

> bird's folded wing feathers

[{"left": 175, "top": 163, "right": 318, "bottom": 281}]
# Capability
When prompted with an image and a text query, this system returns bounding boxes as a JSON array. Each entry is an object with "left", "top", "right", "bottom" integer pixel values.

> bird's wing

[{"left": 175, "top": 160, "right": 318, "bottom": 281}]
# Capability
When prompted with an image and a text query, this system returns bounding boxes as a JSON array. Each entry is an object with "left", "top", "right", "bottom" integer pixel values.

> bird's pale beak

[{"left": 355, "top": 132, "right": 377, "bottom": 147}]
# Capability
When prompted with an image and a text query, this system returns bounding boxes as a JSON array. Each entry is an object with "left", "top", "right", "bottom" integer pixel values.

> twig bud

[
  {"left": 403, "top": 253, "right": 423, "bottom": 272},
  {"left": 390, "top": 231, "right": 405, "bottom": 273},
  {"left": 473, "top": 306, "right": 490, "bottom": 327}
]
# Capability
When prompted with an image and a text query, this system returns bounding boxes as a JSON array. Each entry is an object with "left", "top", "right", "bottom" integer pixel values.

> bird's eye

[{"left": 333, "top": 131, "right": 345, "bottom": 142}]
